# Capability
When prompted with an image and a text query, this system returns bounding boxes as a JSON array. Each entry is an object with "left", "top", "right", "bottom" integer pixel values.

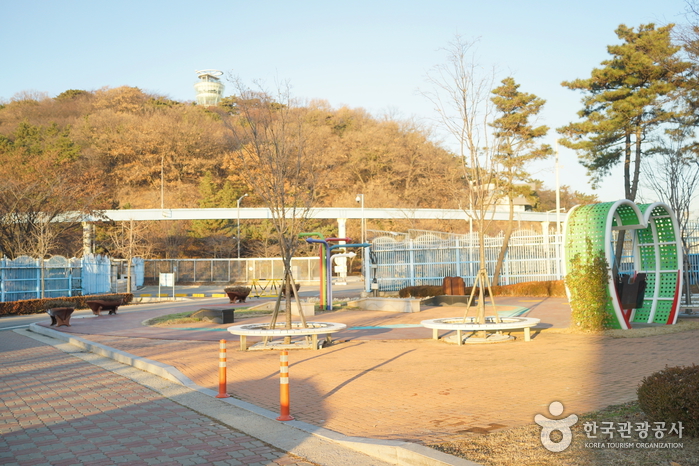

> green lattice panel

[
  {"left": 644, "top": 273, "right": 657, "bottom": 291},
  {"left": 638, "top": 245, "right": 656, "bottom": 270},
  {"left": 650, "top": 204, "right": 670, "bottom": 218},
  {"left": 658, "top": 272, "right": 678, "bottom": 298},
  {"left": 632, "top": 300, "right": 653, "bottom": 322},
  {"left": 636, "top": 226, "right": 654, "bottom": 244},
  {"left": 604, "top": 298, "right": 623, "bottom": 329},
  {"left": 615, "top": 204, "right": 642, "bottom": 227},
  {"left": 567, "top": 201, "right": 681, "bottom": 329},
  {"left": 565, "top": 203, "right": 613, "bottom": 262},
  {"left": 658, "top": 245, "right": 678, "bottom": 269},
  {"left": 653, "top": 301, "right": 674, "bottom": 324},
  {"left": 655, "top": 218, "right": 676, "bottom": 242}
]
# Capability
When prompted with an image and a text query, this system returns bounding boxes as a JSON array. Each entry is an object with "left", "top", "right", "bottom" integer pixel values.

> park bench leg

[
  {"left": 56, "top": 314, "right": 71, "bottom": 327},
  {"left": 312, "top": 334, "right": 318, "bottom": 350},
  {"left": 432, "top": 328, "right": 439, "bottom": 340},
  {"left": 240, "top": 335, "right": 247, "bottom": 351},
  {"left": 524, "top": 327, "right": 531, "bottom": 342},
  {"left": 457, "top": 329, "right": 463, "bottom": 346}
]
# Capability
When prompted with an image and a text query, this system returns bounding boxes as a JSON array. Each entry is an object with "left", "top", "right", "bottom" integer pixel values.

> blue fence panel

[{"left": 366, "top": 229, "right": 564, "bottom": 292}]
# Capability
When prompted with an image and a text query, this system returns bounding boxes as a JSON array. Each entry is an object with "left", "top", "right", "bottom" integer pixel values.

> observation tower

[{"left": 194, "top": 70, "right": 224, "bottom": 106}]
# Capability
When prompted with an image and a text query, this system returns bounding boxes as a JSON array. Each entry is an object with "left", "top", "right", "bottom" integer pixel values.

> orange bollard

[
  {"left": 216, "top": 339, "right": 230, "bottom": 398},
  {"left": 276, "top": 350, "right": 294, "bottom": 421}
]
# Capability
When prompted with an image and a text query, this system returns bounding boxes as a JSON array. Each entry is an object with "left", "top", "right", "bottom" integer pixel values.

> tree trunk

[{"left": 492, "top": 196, "right": 515, "bottom": 287}]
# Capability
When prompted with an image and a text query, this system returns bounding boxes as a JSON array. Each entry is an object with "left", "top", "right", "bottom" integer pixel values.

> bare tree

[
  {"left": 422, "top": 36, "right": 503, "bottom": 323},
  {"left": 104, "top": 220, "right": 152, "bottom": 293},
  {"left": 641, "top": 126, "right": 699, "bottom": 303},
  {"left": 0, "top": 172, "right": 99, "bottom": 260},
  {"left": 222, "top": 78, "right": 324, "bottom": 330}
]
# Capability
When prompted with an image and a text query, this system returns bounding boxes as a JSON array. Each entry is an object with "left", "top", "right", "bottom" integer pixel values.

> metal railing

[
  {"left": 142, "top": 257, "right": 319, "bottom": 285},
  {"left": 365, "top": 229, "right": 564, "bottom": 291}
]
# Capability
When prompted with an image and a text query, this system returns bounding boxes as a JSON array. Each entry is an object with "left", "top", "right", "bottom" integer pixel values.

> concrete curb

[{"left": 28, "top": 323, "right": 479, "bottom": 466}]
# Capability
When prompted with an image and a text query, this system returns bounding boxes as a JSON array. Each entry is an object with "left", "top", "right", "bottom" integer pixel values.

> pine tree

[
  {"left": 490, "top": 77, "right": 552, "bottom": 285},
  {"left": 559, "top": 23, "right": 691, "bottom": 201}
]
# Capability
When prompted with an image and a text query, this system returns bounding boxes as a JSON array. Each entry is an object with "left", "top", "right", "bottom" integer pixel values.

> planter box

[
  {"left": 192, "top": 307, "right": 236, "bottom": 324},
  {"left": 250, "top": 301, "right": 315, "bottom": 317},
  {"left": 290, "top": 302, "right": 315, "bottom": 317}
]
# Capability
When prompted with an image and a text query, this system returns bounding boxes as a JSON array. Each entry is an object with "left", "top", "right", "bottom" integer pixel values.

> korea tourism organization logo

[
  {"left": 535, "top": 401, "right": 684, "bottom": 452},
  {"left": 535, "top": 401, "right": 578, "bottom": 452}
]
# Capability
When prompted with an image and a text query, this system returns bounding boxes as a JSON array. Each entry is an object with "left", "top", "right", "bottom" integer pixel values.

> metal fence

[
  {"left": 366, "top": 221, "right": 699, "bottom": 292},
  {"left": 0, "top": 254, "right": 121, "bottom": 302},
  {"left": 142, "top": 257, "right": 319, "bottom": 285},
  {"left": 366, "top": 229, "right": 564, "bottom": 291}
]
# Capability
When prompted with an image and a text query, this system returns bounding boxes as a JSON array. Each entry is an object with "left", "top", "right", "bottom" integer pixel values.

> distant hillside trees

[
  {"left": 0, "top": 83, "right": 546, "bottom": 259},
  {"left": 0, "top": 120, "right": 107, "bottom": 258}
]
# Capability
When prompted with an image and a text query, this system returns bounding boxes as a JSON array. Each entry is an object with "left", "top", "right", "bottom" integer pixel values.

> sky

[{"left": 0, "top": 0, "right": 692, "bottom": 208}]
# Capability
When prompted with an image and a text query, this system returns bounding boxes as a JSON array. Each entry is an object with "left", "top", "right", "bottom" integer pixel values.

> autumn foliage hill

[{"left": 0, "top": 87, "right": 589, "bottom": 259}]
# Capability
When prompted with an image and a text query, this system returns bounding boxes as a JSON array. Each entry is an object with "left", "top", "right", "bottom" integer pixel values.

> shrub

[
  {"left": 42, "top": 299, "right": 76, "bottom": 310},
  {"left": 490, "top": 280, "right": 566, "bottom": 297},
  {"left": 637, "top": 364, "right": 699, "bottom": 437},
  {"left": 565, "top": 238, "right": 611, "bottom": 331},
  {"left": 399, "top": 285, "right": 444, "bottom": 298},
  {"left": 0, "top": 293, "right": 133, "bottom": 317},
  {"left": 398, "top": 280, "right": 566, "bottom": 299}
]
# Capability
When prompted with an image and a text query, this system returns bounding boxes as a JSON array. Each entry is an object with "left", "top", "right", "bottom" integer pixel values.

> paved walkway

[
  {"left": 0, "top": 330, "right": 398, "bottom": 466},
  {"left": 28, "top": 297, "right": 699, "bottom": 442},
  {"left": 0, "top": 331, "right": 312, "bottom": 466},
  {"left": 10, "top": 294, "right": 699, "bottom": 464}
]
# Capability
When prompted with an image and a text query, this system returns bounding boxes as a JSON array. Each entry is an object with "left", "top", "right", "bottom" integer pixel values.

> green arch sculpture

[{"left": 564, "top": 200, "right": 683, "bottom": 330}]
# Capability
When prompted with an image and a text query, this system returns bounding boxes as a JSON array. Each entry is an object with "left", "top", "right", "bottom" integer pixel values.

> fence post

[
  {"left": 455, "top": 238, "right": 461, "bottom": 278},
  {"left": 35, "top": 257, "right": 41, "bottom": 300},
  {"left": 408, "top": 239, "right": 415, "bottom": 287}
]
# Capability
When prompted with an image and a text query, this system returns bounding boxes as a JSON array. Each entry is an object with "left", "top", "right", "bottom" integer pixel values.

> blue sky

[{"left": 1, "top": 0, "right": 690, "bottom": 205}]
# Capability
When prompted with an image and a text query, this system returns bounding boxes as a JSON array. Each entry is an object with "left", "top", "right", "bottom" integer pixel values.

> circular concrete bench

[
  {"left": 227, "top": 322, "right": 347, "bottom": 350},
  {"left": 421, "top": 316, "right": 541, "bottom": 344}
]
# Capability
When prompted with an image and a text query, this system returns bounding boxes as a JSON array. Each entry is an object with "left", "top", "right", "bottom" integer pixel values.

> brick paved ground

[
  {"left": 85, "top": 329, "right": 699, "bottom": 445},
  {"left": 38, "top": 296, "right": 699, "bottom": 447},
  {"left": 0, "top": 331, "right": 317, "bottom": 466}
]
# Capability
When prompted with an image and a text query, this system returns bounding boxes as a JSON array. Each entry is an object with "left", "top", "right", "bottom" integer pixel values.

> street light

[
  {"left": 356, "top": 194, "right": 366, "bottom": 287},
  {"left": 237, "top": 193, "right": 248, "bottom": 259}
]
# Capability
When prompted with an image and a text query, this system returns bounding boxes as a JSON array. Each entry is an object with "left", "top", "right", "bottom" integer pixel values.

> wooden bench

[
  {"left": 86, "top": 299, "right": 122, "bottom": 316},
  {"left": 48, "top": 307, "right": 74, "bottom": 327}
]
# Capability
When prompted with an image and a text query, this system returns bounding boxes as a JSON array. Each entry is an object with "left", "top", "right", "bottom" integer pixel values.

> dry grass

[
  {"left": 603, "top": 317, "right": 699, "bottom": 338},
  {"left": 541, "top": 317, "right": 699, "bottom": 338},
  {"left": 431, "top": 401, "right": 698, "bottom": 465},
  {"left": 145, "top": 311, "right": 200, "bottom": 326},
  {"left": 144, "top": 308, "right": 274, "bottom": 327}
]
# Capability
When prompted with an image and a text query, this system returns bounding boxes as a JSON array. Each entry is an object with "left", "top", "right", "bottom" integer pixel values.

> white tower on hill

[{"left": 194, "top": 70, "right": 224, "bottom": 106}]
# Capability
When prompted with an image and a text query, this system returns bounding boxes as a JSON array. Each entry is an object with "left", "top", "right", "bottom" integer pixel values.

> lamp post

[
  {"left": 356, "top": 194, "right": 365, "bottom": 285},
  {"left": 555, "top": 141, "right": 561, "bottom": 238},
  {"left": 237, "top": 193, "right": 248, "bottom": 259}
]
